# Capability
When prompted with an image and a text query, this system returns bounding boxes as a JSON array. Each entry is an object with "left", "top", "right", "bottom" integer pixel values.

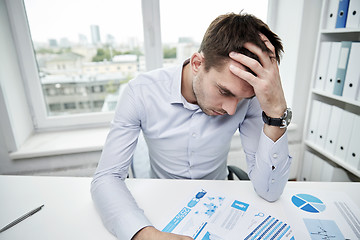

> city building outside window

[{"left": 9, "top": 0, "right": 268, "bottom": 129}]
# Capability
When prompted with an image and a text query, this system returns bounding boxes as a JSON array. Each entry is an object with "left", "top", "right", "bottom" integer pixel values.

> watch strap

[{"left": 262, "top": 111, "right": 283, "bottom": 127}]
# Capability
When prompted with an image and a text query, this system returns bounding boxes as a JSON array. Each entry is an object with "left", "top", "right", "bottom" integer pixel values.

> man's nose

[{"left": 222, "top": 98, "right": 239, "bottom": 116}]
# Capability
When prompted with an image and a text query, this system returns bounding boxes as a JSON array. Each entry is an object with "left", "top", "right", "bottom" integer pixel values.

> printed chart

[
  {"left": 285, "top": 189, "right": 360, "bottom": 240},
  {"left": 162, "top": 189, "right": 294, "bottom": 240},
  {"left": 291, "top": 194, "right": 326, "bottom": 213},
  {"left": 303, "top": 219, "right": 344, "bottom": 240}
]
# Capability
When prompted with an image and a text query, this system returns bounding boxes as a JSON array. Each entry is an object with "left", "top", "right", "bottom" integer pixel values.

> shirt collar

[{"left": 170, "top": 59, "right": 198, "bottom": 111}]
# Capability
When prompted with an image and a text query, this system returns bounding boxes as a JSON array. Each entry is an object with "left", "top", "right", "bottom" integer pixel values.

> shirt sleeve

[
  {"left": 91, "top": 83, "right": 152, "bottom": 240},
  {"left": 239, "top": 97, "right": 292, "bottom": 202}
]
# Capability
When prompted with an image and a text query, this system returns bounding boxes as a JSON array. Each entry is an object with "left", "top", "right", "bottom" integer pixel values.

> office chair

[{"left": 131, "top": 131, "right": 249, "bottom": 180}]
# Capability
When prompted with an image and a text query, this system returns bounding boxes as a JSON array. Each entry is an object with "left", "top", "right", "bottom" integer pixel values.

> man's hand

[
  {"left": 228, "top": 34, "right": 287, "bottom": 141},
  {"left": 132, "top": 226, "right": 194, "bottom": 240}
]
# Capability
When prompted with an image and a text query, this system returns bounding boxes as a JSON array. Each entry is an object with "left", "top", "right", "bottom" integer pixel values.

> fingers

[
  {"left": 242, "top": 42, "right": 275, "bottom": 68},
  {"left": 229, "top": 51, "right": 265, "bottom": 83},
  {"left": 229, "top": 61, "right": 258, "bottom": 87},
  {"left": 259, "top": 33, "right": 276, "bottom": 58}
]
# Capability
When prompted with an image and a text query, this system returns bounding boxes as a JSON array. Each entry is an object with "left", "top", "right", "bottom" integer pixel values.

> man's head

[
  {"left": 186, "top": 12, "right": 283, "bottom": 116},
  {"left": 198, "top": 12, "right": 283, "bottom": 72}
]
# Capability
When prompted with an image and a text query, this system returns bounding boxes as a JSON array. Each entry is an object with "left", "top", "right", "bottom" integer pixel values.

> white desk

[{"left": 0, "top": 175, "right": 359, "bottom": 240}]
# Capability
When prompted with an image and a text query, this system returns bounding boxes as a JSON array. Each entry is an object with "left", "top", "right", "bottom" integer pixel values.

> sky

[{"left": 24, "top": 0, "right": 268, "bottom": 45}]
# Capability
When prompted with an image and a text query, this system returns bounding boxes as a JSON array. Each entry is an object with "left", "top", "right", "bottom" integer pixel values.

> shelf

[
  {"left": 305, "top": 140, "right": 360, "bottom": 178},
  {"left": 320, "top": 28, "right": 360, "bottom": 34},
  {"left": 312, "top": 89, "right": 360, "bottom": 107}
]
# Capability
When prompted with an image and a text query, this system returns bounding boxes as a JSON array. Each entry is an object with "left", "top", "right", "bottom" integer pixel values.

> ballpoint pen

[{"left": 0, "top": 204, "right": 44, "bottom": 233}]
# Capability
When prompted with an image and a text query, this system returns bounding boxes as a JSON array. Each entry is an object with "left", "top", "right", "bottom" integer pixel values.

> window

[
  {"left": 13, "top": 0, "right": 146, "bottom": 128},
  {"left": 8, "top": 0, "right": 268, "bottom": 130},
  {"left": 159, "top": 0, "right": 268, "bottom": 66}
]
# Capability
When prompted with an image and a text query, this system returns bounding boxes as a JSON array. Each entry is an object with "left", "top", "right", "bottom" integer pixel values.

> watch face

[{"left": 282, "top": 108, "right": 292, "bottom": 127}]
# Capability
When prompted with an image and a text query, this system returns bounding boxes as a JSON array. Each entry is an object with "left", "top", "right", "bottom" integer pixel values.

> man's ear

[{"left": 190, "top": 52, "right": 204, "bottom": 74}]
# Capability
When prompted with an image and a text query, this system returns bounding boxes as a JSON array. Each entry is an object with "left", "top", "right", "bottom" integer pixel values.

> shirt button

[
  {"left": 272, "top": 153, "right": 278, "bottom": 159},
  {"left": 192, "top": 133, "right": 197, "bottom": 138},
  {"left": 271, "top": 179, "right": 275, "bottom": 183}
]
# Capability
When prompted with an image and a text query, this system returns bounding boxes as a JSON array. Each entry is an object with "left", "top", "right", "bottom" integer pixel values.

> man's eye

[{"left": 219, "top": 89, "right": 229, "bottom": 96}]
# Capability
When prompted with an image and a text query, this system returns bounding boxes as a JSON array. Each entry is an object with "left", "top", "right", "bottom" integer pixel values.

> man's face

[{"left": 192, "top": 59, "right": 255, "bottom": 116}]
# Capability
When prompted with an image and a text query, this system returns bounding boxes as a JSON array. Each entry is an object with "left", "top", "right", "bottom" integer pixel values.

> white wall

[
  {"left": 268, "top": 0, "right": 322, "bottom": 141},
  {"left": 0, "top": 0, "right": 33, "bottom": 153}
]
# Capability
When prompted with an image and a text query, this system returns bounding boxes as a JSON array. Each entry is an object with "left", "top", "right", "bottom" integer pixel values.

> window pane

[
  {"left": 160, "top": 0, "right": 268, "bottom": 67},
  {"left": 23, "top": 0, "right": 144, "bottom": 116}
]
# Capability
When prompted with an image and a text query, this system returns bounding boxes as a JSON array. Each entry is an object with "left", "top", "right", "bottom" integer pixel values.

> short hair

[{"left": 198, "top": 12, "right": 283, "bottom": 72}]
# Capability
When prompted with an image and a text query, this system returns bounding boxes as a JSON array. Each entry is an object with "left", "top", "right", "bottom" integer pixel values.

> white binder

[
  {"left": 343, "top": 42, "right": 360, "bottom": 100},
  {"left": 345, "top": 115, "right": 360, "bottom": 169},
  {"left": 334, "top": 110, "right": 356, "bottom": 160},
  {"left": 325, "top": 106, "right": 343, "bottom": 155},
  {"left": 325, "top": 42, "right": 341, "bottom": 94},
  {"left": 301, "top": 151, "right": 314, "bottom": 181},
  {"left": 315, "top": 42, "right": 332, "bottom": 90},
  {"left": 315, "top": 102, "right": 332, "bottom": 149},
  {"left": 325, "top": 0, "right": 340, "bottom": 29},
  {"left": 307, "top": 100, "right": 322, "bottom": 143},
  {"left": 346, "top": 0, "right": 360, "bottom": 28},
  {"left": 310, "top": 155, "right": 324, "bottom": 181},
  {"left": 321, "top": 160, "right": 351, "bottom": 182}
]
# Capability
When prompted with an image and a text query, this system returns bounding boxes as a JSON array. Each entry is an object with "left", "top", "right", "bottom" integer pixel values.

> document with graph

[
  {"left": 284, "top": 189, "right": 360, "bottom": 240},
  {"left": 162, "top": 189, "right": 294, "bottom": 240}
]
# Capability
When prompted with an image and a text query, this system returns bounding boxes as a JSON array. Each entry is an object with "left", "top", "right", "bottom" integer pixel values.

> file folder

[
  {"left": 325, "top": 42, "right": 341, "bottom": 94},
  {"left": 333, "top": 41, "right": 352, "bottom": 96},
  {"left": 346, "top": 0, "right": 360, "bottom": 28},
  {"left": 321, "top": 160, "right": 351, "bottom": 182},
  {"left": 315, "top": 102, "right": 332, "bottom": 149},
  {"left": 325, "top": 0, "right": 340, "bottom": 29},
  {"left": 335, "top": 0, "right": 350, "bottom": 28},
  {"left": 315, "top": 42, "right": 332, "bottom": 91},
  {"left": 343, "top": 42, "right": 360, "bottom": 100},
  {"left": 301, "top": 151, "right": 314, "bottom": 181},
  {"left": 345, "top": 115, "right": 360, "bottom": 170},
  {"left": 334, "top": 110, "right": 356, "bottom": 160},
  {"left": 310, "top": 155, "right": 324, "bottom": 181},
  {"left": 307, "top": 100, "right": 322, "bottom": 143},
  {"left": 325, "top": 106, "right": 343, "bottom": 155}
]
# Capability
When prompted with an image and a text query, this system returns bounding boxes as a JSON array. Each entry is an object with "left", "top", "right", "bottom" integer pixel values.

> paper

[
  {"left": 162, "top": 189, "right": 294, "bottom": 240},
  {"left": 284, "top": 189, "right": 360, "bottom": 240}
]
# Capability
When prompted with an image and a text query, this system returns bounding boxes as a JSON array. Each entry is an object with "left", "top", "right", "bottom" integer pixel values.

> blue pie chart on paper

[{"left": 291, "top": 194, "right": 326, "bottom": 213}]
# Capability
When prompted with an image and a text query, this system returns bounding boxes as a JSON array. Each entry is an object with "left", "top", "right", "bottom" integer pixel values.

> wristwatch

[{"left": 262, "top": 108, "right": 292, "bottom": 128}]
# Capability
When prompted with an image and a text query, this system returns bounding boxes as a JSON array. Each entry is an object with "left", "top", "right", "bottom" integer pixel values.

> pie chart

[{"left": 291, "top": 193, "right": 326, "bottom": 213}]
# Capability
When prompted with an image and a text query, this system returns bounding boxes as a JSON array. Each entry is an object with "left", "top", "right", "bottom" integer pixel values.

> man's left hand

[{"left": 228, "top": 34, "right": 287, "bottom": 141}]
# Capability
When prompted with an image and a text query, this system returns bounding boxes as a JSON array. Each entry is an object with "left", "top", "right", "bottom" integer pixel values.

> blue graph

[{"left": 291, "top": 194, "right": 326, "bottom": 213}]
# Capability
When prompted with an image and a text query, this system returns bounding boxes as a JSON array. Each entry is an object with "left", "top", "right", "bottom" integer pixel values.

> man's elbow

[{"left": 255, "top": 187, "right": 284, "bottom": 202}]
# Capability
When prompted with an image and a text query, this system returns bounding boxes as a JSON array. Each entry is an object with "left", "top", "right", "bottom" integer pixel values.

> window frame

[{"left": 6, "top": 0, "right": 163, "bottom": 130}]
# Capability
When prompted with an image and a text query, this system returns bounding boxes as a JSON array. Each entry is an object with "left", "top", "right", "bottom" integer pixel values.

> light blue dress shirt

[{"left": 91, "top": 62, "right": 292, "bottom": 240}]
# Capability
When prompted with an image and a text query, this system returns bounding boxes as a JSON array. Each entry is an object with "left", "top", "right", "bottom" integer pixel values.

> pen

[{"left": 0, "top": 204, "right": 44, "bottom": 233}]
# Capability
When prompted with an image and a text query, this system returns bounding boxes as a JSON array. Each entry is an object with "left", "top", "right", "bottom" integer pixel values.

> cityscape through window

[{"left": 23, "top": 0, "right": 267, "bottom": 117}]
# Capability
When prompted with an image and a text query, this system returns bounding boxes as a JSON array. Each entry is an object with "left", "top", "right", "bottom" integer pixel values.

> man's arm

[
  {"left": 229, "top": 35, "right": 291, "bottom": 202},
  {"left": 91, "top": 83, "right": 153, "bottom": 239},
  {"left": 91, "top": 83, "right": 194, "bottom": 240},
  {"left": 229, "top": 34, "right": 287, "bottom": 142},
  {"left": 238, "top": 98, "right": 291, "bottom": 202}
]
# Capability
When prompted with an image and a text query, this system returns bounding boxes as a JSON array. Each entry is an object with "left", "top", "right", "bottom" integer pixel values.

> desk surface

[{"left": 0, "top": 175, "right": 359, "bottom": 240}]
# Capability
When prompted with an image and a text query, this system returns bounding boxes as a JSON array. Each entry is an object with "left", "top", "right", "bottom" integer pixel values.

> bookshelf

[{"left": 301, "top": 0, "right": 360, "bottom": 180}]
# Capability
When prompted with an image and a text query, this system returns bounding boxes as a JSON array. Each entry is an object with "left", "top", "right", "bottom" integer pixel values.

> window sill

[
  {"left": 9, "top": 127, "right": 109, "bottom": 160},
  {"left": 9, "top": 123, "right": 298, "bottom": 160}
]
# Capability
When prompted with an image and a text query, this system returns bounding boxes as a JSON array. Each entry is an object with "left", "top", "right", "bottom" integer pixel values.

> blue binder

[
  {"left": 336, "top": 0, "right": 350, "bottom": 28},
  {"left": 333, "top": 41, "right": 352, "bottom": 96}
]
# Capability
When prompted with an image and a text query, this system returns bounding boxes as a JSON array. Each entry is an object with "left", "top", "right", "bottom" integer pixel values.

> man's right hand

[{"left": 132, "top": 226, "right": 194, "bottom": 240}]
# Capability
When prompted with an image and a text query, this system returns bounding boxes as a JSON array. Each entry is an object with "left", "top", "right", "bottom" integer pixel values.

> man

[{"left": 91, "top": 12, "right": 292, "bottom": 240}]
